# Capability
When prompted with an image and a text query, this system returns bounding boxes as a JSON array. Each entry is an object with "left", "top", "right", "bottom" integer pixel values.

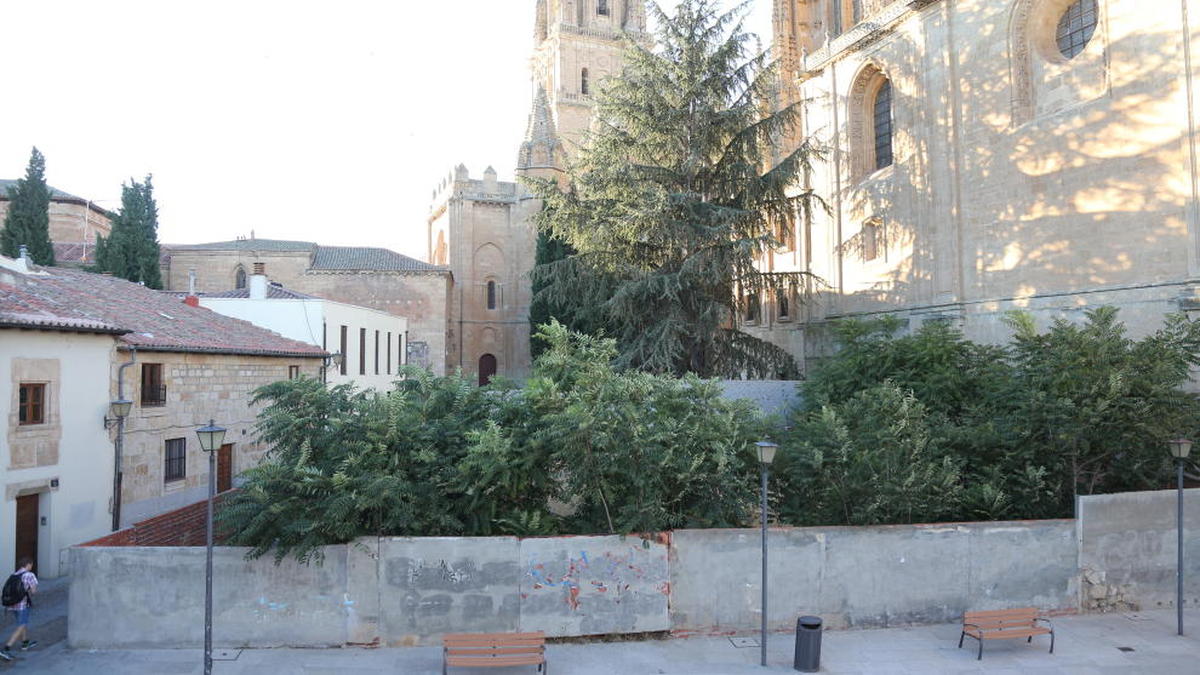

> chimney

[
  {"left": 188, "top": 269, "right": 197, "bottom": 295},
  {"left": 183, "top": 296, "right": 200, "bottom": 307},
  {"left": 249, "top": 262, "right": 268, "bottom": 300},
  {"left": 17, "top": 244, "right": 30, "bottom": 266}
]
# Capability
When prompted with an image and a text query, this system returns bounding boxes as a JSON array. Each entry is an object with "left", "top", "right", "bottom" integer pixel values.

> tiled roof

[
  {"left": 311, "top": 245, "right": 443, "bottom": 272},
  {"left": 53, "top": 242, "right": 93, "bottom": 265},
  {"left": 162, "top": 238, "right": 446, "bottom": 273},
  {"left": 0, "top": 264, "right": 325, "bottom": 357},
  {"left": 166, "top": 239, "right": 318, "bottom": 253},
  {"left": 0, "top": 179, "right": 115, "bottom": 217},
  {"left": 206, "top": 284, "right": 316, "bottom": 300}
]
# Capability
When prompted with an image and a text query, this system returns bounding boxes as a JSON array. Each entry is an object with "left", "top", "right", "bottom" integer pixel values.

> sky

[{"left": 0, "top": 1, "right": 771, "bottom": 260}]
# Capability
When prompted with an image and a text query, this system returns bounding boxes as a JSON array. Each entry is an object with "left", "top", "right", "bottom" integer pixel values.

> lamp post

[
  {"left": 196, "top": 420, "right": 227, "bottom": 675},
  {"left": 103, "top": 398, "right": 133, "bottom": 531},
  {"left": 755, "top": 439, "right": 778, "bottom": 667},
  {"left": 322, "top": 351, "right": 343, "bottom": 384},
  {"left": 1167, "top": 437, "right": 1192, "bottom": 637}
]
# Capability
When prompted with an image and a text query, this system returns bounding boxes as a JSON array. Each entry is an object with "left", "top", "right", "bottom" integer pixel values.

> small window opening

[
  {"left": 487, "top": 280, "right": 497, "bottom": 310},
  {"left": 581, "top": 68, "right": 590, "bottom": 95}
]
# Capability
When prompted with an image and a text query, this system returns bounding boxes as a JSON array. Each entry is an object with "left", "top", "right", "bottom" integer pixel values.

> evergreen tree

[
  {"left": 1, "top": 147, "right": 55, "bottom": 265},
  {"left": 529, "top": 0, "right": 821, "bottom": 377},
  {"left": 95, "top": 175, "right": 163, "bottom": 288}
]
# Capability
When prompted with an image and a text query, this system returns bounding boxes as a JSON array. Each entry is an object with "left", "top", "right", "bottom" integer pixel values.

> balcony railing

[{"left": 141, "top": 385, "right": 167, "bottom": 408}]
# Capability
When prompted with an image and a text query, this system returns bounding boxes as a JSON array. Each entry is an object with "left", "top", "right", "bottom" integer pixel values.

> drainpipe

[{"left": 112, "top": 347, "right": 137, "bottom": 531}]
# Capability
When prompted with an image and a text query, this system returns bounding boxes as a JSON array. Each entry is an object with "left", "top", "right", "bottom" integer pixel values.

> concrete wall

[
  {"left": 1077, "top": 488, "right": 1200, "bottom": 612},
  {"left": 671, "top": 520, "right": 1077, "bottom": 634}
]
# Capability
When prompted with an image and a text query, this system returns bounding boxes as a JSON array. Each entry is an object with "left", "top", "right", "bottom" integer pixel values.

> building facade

[
  {"left": 753, "top": 0, "right": 1200, "bottom": 368},
  {"left": 161, "top": 240, "right": 449, "bottom": 374},
  {"left": 1, "top": 254, "right": 324, "bottom": 575},
  {"left": 0, "top": 180, "right": 113, "bottom": 266},
  {"left": 198, "top": 271, "right": 409, "bottom": 391}
]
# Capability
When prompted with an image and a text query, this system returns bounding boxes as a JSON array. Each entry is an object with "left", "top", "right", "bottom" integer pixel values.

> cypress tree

[
  {"left": 95, "top": 175, "right": 163, "bottom": 288},
  {"left": 1, "top": 147, "right": 55, "bottom": 265},
  {"left": 529, "top": 0, "right": 821, "bottom": 377}
]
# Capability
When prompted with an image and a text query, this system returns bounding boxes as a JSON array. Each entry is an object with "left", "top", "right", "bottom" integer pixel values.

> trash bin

[{"left": 793, "top": 615, "right": 822, "bottom": 672}]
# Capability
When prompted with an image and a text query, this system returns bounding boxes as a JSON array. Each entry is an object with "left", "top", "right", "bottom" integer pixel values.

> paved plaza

[{"left": 5, "top": 607, "right": 1196, "bottom": 674}]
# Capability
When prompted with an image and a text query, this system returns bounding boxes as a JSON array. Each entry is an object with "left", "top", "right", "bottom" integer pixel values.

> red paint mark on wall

[{"left": 567, "top": 586, "right": 581, "bottom": 610}]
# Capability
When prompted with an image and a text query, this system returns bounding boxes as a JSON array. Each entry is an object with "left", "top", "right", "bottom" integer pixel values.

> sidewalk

[{"left": 10, "top": 608, "right": 1198, "bottom": 673}]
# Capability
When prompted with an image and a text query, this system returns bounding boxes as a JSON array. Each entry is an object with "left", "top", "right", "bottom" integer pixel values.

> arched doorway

[{"left": 478, "top": 354, "right": 497, "bottom": 386}]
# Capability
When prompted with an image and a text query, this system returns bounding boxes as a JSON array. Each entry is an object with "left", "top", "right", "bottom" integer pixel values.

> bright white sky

[{"left": 0, "top": 1, "right": 771, "bottom": 259}]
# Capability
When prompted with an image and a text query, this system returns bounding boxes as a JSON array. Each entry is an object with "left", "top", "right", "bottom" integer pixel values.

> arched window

[
  {"left": 872, "top": 79, "right": 893, "bottom": 171},
  {"left": 234, "top": 266, "right": 247, "bottom": 289},
  {"left": 486, "top": 280, "right": 497, "bottom": 309},
  {"left": 1055, "top": 0, "right": 1097, "bottom": 60},
  {"left": 581, "top": 68, "right": 590, "bottom": 95},
  {"left": 598, "top": 0, "right": 609, "bottom": 16},
  {"left": 478, "top": 354, "right": 497, "bottom": 386}
]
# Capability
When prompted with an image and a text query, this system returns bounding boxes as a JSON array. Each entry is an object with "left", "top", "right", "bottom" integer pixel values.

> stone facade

[
  {"left": 115, "top": 351, "right": 321, "bottom": 526},
  {"left": 427, "top": 0, "right": 646, "bottom": 382},
  {"left": 755, "top": 0, "right": 1200, "bottom": 370}
]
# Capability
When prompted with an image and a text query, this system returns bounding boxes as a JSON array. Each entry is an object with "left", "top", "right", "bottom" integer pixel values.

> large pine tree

[
  {"left": 1, "top": 147, "right": 55, "bottom": 265},
  {"left": 94, "top": 175, "right": 163, "bottom": 288},
  {"left": 529, "top": 0, "right": 821, "bottom": 378}
]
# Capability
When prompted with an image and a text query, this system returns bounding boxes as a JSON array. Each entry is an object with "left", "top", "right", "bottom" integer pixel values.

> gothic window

[
  {"left": 872, "top": 80, "right": 893, "bottom": 171},
  {"left": 1055, "top": 0, "right": 1097, "bottom": 60},
  {"left": 851, "top": 0, "right": 863, "bottom": 24},
  {"left": 581, "top": 68, "right": 590, "bottom": 95},
  {"left": 234, "top": 265, "right": 247, "bottom": 289},
  {"left": 487, "top": 280, "right": 497, "bottom": 310},
  {"left": 777, "top": 291, "right": 791, "bottom": 321},
  {"left": 744, "top": 292, "right": 761, "bottom": 324},
  {"left": 862, "top": 220, "right": 881, "bottom": 261},
  {"left": 831, "top": 0, "right": 844, "bottom": 36},
  {"left": 598, "top": 0, "right": 609, "bottom": 16}
]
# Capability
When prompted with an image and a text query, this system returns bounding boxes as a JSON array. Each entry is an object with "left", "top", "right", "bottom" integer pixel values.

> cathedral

[{"left": 750, "top": 0, "right": 1200, "bottom": 368}]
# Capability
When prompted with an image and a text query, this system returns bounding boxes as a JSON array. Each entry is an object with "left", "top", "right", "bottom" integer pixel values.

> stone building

[
  {"left": 0, "top": 180, "right": 113, "bottom": 266},
  {"left": 0, "top": 252, "right": 324, "bottom": 572},
  {"left": 751, "top": 0, "right": 1200, "bottom": 368},
  {"left": 426, "top": 0, "right": 648, "bottom": 383},
  {"left": 160, "top": 239, "right": 450, "bottom": 374}
]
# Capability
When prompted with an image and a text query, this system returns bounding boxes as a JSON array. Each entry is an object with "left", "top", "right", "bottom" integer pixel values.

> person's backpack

[{"left": 1, "top": 573, "right": 27, "bottom": 608}]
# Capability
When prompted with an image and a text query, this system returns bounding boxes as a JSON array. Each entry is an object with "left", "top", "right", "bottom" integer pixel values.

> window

[
  {"left": 872, "top": 80, "right": 893, "bottom": 171},
  {"left": 374, "top": 330, "right": 380, "bottom": 375},
  {"left": 744, "top": 292, "right": 761, "bottom": 323},
  {"left": 234, "top": 266, "right": 247, "bottom": 290},
  {"left": 778, "top": 291, "right": 791, "bottom": 321},
  {"left": 140, "top": 363, "right": 166, "bottom": 407},
  {"left": 863, "top": 220, "right": 881, "bottom": 261},
  {"left": 359, "top": 328, "right": 367, "bottom": 375},
  {"left": 387, "top": 332, "right": 392, "bottom": 374},
  {"left": 487, "top": 280, "right": 497, "bottom": 310},
  {"left": 339, "top": 325, "right": 348, "bottom": 375},
  {"left": 597, "top": 0, "right": 609, "bottom": 16},
  {"left": 288, "top": 365, "right": 300, "bottom": 380},
  {"left": 581, "top": 68, "right": 590, "bottom": 96},
  {"left": 851, "top": 0, "right": 863, "bottom": 24},
  {"left": 1055, "top": 0, "right": 1097, "bottom": 60},
  {"left": 831, "top": 0, "right": 843, "bottom": 36},
  {"left": 17, "top": 383, "right": 45, "bottom": 425},
  {"left": 164, "top": 438, "right": 186, "bottom": 483}
]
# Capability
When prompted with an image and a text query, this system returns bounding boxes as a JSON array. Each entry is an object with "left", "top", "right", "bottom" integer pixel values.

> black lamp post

[
  {"left": 755, "top": 439, "right": 778, "bottom": 667},
  {"left": 1168, "top": 437, "right": 1192, "bottom": 637},
  {"left": 196, "top": 420, "right": 226, "bottom": 675},
  {"left": 103, "top": 398, "right": 133, "bottom": 531}
]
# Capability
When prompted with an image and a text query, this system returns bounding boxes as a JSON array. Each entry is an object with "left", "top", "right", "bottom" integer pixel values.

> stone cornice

[{"left": 802, "top": 0, "right": 942, "bottom": 74}]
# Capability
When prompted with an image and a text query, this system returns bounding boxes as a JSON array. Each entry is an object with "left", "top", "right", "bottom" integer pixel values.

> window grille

[
  {"left": 1056, "top": 0, "right": 1097, "bottom": 60},
  {"left": 164, "top": 438, "right": 186, "bottom": 483},
  {"left": 873, "top": 80, "right": 893, "bottom": 170}
]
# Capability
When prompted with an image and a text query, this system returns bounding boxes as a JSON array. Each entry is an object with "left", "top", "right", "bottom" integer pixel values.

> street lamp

[
  {"left": 755, "top": 439, "right": 778, "bottom": 667},
  {"left": 196, "top": 419, "right": 226, "bottom": 675},
  {"left": 103, "top": 398, "right": 133, "bottom": 531},
  {"left": 1168, "top": 437, "right": 1192, "bottom": 637}
]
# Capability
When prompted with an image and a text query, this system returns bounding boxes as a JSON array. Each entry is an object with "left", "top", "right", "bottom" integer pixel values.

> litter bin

[{"left": 793, "top": 615, "right": 822, "bottom": 672}]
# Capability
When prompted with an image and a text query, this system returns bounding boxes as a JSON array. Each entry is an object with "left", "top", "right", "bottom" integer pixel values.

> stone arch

[
  {"left": 473, "top": 242, "right": 504, "bottom": 276},
  {"left": 234, "top": 265, "right": 247, "bottom": 290},
  {"left": 847, "top": 62, "right": 892, "bottom": 180},
  {"left": 478, "top": 353, "right": 497, "bottom": 386}
]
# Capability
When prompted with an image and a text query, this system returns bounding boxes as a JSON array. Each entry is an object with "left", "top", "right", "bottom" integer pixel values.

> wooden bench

[
  {"left": 959, "top": 607, "right": 1054, "bottom": 660},
  {"left": 443, "top": 631, "right": 546, "bottom": 674}
]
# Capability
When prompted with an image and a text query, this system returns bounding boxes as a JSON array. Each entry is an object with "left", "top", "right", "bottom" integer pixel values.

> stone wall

[
  {"left": 1077, "top": 488, "right": 1200, "bottom": 613},
  {"left": 114, "top": 350, "right": 321, "bottom": 527}
]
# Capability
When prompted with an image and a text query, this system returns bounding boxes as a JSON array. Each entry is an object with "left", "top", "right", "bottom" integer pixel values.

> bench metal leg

[
  {"left": 978, "top": 638, "right": 983, "bottom": 661},
  {"left": 1049, "top": 630, "right": 1055, "bottom": 654},
  {"left": 958, "top": 632, "right": 965, "bottom": 648}
]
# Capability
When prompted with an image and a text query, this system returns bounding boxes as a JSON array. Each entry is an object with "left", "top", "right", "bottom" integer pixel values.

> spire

[
  {"left": 534, "top": 0, "right": 547, "bottom": 43},
  {"left": 517, "top": 85, "right": 563, "bottom": 174}
]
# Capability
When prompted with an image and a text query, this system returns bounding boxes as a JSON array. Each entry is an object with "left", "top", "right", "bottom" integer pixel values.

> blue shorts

[{"left": 9, "top": 608, "right": 29, "bottom": 626}]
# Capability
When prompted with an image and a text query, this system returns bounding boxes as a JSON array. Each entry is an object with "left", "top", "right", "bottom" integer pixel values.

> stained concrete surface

[{"left": 12, "top": 608, "right": 1199, "bottom": 674}]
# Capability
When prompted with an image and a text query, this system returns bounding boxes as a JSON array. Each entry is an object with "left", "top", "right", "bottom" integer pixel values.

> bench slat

[
  {"left": 448, "top": 647, "right": 544, "bottom": 656},
  {"left": 447, "top": 655, "right": 545, "bottom": 667},
  {"left": 445, "top": 639, "right": 544, "bottom": 647},
  {"left": 967, "top": 628, "right": 1051, "bottom": 640}
]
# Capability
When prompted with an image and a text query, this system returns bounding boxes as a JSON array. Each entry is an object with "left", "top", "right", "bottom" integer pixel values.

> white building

[
  {"left": 197, "top": 269, "right": 409, "bottom": 392},
  {"left": 0, "top": 255, "right": 121, "bottom": 578}
]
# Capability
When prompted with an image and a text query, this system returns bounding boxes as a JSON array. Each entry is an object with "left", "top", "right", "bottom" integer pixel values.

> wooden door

[
  {"left": 478, "top": 354, "right": 497, "bottom": 386},
  {"left": 14, "top": 495, "right": 38, "bottom": 572},
  {"left": 217, "top": 444, "right": 233, "bottom": 493}
]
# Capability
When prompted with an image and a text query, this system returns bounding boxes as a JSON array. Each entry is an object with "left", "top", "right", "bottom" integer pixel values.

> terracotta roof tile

[{"left": 0, "top": 265, "right": 325, "bottom": 358}]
